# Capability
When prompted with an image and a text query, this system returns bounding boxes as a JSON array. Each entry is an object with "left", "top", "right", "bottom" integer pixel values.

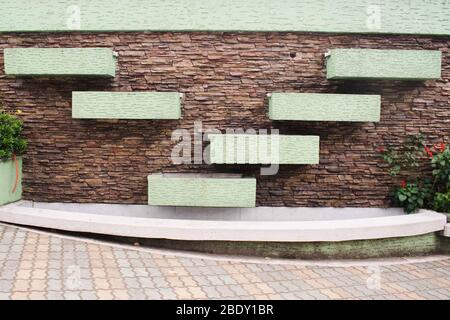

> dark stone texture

[{"left": 0, "top": 32, "right": 449, "bottom": 206}]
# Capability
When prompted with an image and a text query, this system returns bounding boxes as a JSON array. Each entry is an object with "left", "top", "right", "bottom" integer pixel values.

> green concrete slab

[
  {"left": 148, "top": 175, "right": 256, "bottom": 208},
  {"left": 0, "top": 158, "right": 22, "bottom": 206},
  {"left": 326, "top": 49, "right": 442, "bottom": 80},
  {"left": 208, "top": 134, "right": 320, "bottom": 164},
  {"left": 4, "top": 48, "right": 116, "bottom": 77},
  {"left": 0, "top": 1, "right": 449, "bottom": 35},
  {"left": 268, "top": 93, "right": 381, "bottom": 122},
  {"left": 72, "top": 92, "right": 182, "bottom": 120}
]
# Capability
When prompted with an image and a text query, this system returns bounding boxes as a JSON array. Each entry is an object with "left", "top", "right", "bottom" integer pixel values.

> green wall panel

[
  {"left": 72, "top": 92, "right": 182, "bottom": 120},
  {"left": 0, "top": 158, "right": 22, "bottom": 206},
  {"left": 268, "top": 93, "right": 381, "bottom": 122},
  {"left": 326, "top": 49, "right": 442, "bottom": 80},
  {"left": 148, "top": 175, "right": 256, "bottom": 208},
  {"left": 208, "top": 134, "right": 320, "bottom": 165},
  {"left": 0, "top": 0, "right": 449, "bottom": 35},
  {"left": 4, "top": 48, "right": 116, "bottom": 77},
  {"left": 145, "top": 233, "right": 446, "bottom": 259}
]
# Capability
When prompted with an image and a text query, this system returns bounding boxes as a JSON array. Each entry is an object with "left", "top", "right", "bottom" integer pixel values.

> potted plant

[{"left": 0, "top": 109, "right": 27, "bottom": 206}]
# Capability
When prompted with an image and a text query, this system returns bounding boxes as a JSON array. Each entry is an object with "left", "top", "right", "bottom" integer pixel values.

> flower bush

[
  {"left": 0, "top": 109, "right": 27, "bottom": 160},
  {"left": 379, "top": 134, "right": 449, "bottom": 214}
]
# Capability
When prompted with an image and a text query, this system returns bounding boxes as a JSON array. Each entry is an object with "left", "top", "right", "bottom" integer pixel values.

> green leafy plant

[
  {"left": 391, "top": 180, "right": 433, "bottom": 214},
  {"left": 380, "top": 134, "right": 426, "bottom": 177},
  {"left": 379, "top": 135, "right": 449, "bottom": 214},
  {"left": 432, "top": 148, "right": 450, "bottom": 190},
  {"left": 0, "top": 109, "right": 27, "bottom": 160},
  {"left": 433, "top": 191, "right": 450, "bottom": 214}
]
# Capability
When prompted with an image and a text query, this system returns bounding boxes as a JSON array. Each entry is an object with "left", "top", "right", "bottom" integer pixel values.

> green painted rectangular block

[
  {"left": 0, "top": 158, "right": 22, "bottom": 206},
  {"left": 148, "top": 175, "right": 256, "bottom": 208},
  {"left": 72, "top": 92, "right": 182, "bottom": 120},
  {"left": 268, "top": 93, "right": 381, "bottom": 122},
  {"left": 326, "top": 49, "right": 442, "bottom": 80},
  {"left": 208, "top": 134, "right": 320, "bottom": 165},
  {"left": 4, "top": 48, "right": 116, "bottom": 77},
  {"left": 0, "top": 0, "right": 449, "bottom": 36}
]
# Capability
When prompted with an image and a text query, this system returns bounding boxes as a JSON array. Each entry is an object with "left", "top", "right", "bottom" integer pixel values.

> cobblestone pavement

[{"left": 1, "top": 223, "right": 450, "bottom": 300}]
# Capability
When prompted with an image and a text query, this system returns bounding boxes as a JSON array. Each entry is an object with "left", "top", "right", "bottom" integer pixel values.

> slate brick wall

[{"left": 0, "top": 32, "right": 448, "bottom": 207}]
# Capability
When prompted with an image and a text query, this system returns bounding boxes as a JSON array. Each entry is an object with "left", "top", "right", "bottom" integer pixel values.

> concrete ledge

[
  {"left": 207, "top": 134, "right": 320, "bottom": 164},
  {"left": 0, "top": 205, "right": 446, "bottom": 242},
  {"left": 326, "top": 49, "right": 442, "bottom": 80},
  {"left": 4, "top": 48, "right": 116, "bottom": 77},
  {"left": 72, "top": 92, "right": 182, "bottom": 120},
  {"left": 443, "top": 224, "right": 450, "bottom": 238},
  {"left": 148, "top": 175, "right": 256, "bottom": 208},
  {"left": 268, "top": 93, "right": 381, "bottom": 122}
]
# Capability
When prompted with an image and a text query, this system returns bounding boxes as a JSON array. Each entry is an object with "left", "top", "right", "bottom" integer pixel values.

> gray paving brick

[
  {"left": 202, "top": 286, "right": 221, "bottom": 299},
  {"left": 64, "top": 291, "right": 81, "bottom": 300},
  {"left": 206, "top": 275, "right": 225, "bottom": 286},
  {"left": 80, "top": 291, "right": 98, "bottom": 300},
  {"left": 124, "top": 277, "right": 141, "bottom": 289},
  {"left": 192, "top": 275, "right": 211, "bottom": 286},
  {"left": 228, "top": 284, "right": 249, "bottom": 296},
  {"left": 158, "top": 288, "right": 177, "bottom": 300},
  {"left": 46, "top": 291, "right": 64, "bottom": 300},
  {"left": 152, "top": 276, "right": 169, "bottom": 288},
  {"left": 144, "top": 288, "right": 162, "bottom": 299}
]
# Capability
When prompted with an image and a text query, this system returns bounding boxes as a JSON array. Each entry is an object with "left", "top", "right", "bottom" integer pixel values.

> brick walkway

[{"left": 0, "top": 223, "right": 450, "bottom": 300}]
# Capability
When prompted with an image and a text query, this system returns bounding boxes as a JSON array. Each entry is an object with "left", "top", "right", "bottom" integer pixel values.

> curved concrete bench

[{"left": 0, "top": 205, "right": 446, "bottom": 242}]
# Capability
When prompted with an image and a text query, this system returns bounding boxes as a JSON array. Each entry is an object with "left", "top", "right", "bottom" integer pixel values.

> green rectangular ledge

[
  {"left": 0, "top": 158, "right": 22, "bottom": 206},
  {"left": 0, "top": 0, "right": 449, "bottom": 36},
  {"left": 72, "top": 92, "right": 182, "bottom": 120},
  {"left": 208, "top": 134, "right": 320, "bottom": 165},
  {"left": 326, "top": 49, "right": 442, "bottom": 81},
  {"left": 268, "top": 93, "right": 381, "bottom": 122},
  {"left": 148, "top": 175, "right": 256, "bottom": 208},
  {"left": 4, "top": 48, "right": 116, "bottom": 77}
]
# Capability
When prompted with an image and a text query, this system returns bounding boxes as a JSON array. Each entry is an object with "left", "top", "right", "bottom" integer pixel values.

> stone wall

[{"left": 0, "top": 32, "right": 449, "bottom": 207}]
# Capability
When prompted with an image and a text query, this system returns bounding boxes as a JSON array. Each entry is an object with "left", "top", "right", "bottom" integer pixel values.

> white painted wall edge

[
  {"left": 15, "top": 201, "right": 406, "bottom": 221},
  {"left": 0, "top": 205, "right": 446, "bottom": 242}
]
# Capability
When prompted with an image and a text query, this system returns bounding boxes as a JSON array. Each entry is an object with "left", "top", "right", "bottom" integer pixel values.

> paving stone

[
  {"left": 206, "top": 275, "right": 225, "bottom": 286},
  {"left": 158, "top": 288, "right": 177, "bottom": 300},
  {"left": 0, "top": 225, "right": 449, "bottom": 300},
  {"left": 200, "top": 286, "right": 221, "bottom": 299}
]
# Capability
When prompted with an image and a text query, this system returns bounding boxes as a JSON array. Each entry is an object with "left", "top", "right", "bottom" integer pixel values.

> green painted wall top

[{"left": 0, "top": 0, "right": 449, "bottom": 35}]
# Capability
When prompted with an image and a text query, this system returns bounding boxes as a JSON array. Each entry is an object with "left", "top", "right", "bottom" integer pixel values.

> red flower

[
  {"left": 434, "top": 143, "right": 446, "bottom": 153},
  {"left": 424, "top": 146, "right": 433, "bottom": 158},
  {"left": 401, "top": 180, "right": 407, "bottom": 188},
  {"left": 377, "top": 146, "right": 385, "bottom": 153}
]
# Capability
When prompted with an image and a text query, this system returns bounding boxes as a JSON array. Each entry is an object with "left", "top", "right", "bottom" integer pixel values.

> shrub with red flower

[
  {"left": 379, "top": 134, "right": 449, "bottom": 214},
  {"left": 424, "top": 146, "right": 434, "bottom": 159},
  {"left": 434, "top": 143, "right": 446, "bottom": 153}
]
